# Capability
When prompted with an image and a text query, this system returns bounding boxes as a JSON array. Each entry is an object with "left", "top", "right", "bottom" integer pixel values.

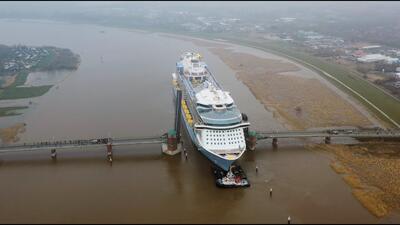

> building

[
  {"left": 386, "top": 58, "right": 400, "bottom": 64},
  {"left": 357, "top": 54, "right": 399, "bottom": 64},
  {"left": 352, "top": 50, "right": 366, "bottom": 58},
  {"left": 361, "top": 45, "right": 381, "bottom": 50},
  {"left": 357, "top": 54, "right": 387, "bottom": 63},
  {"left": 275, "top": 17, "right": 296, "bottom": 23}
]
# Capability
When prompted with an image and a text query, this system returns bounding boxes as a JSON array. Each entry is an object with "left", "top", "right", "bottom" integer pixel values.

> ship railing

[
  {"left": 180, "top": 74, "right": 197, "bottom": 99},
  {"left": 205, "top": 67, "right": 223, "bottom": 90},
  {"left": 177, "top": 73, "right": 203, "bottom": 124}
]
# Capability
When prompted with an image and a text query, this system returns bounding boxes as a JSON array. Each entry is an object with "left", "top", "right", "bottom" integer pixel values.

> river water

[{"left": 0, "top": 19, "right": 398, "bottom": 223}]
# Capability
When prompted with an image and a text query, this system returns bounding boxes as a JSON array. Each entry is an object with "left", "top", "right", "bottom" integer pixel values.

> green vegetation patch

[
  {"left": 0, "top": 85, "right": 52, "bottom": 100},
  {"left": 0, "top": 106, "right": 29, "bottom": 117},
  {"left": 33, "top": 47, "right": 80, "bottom": 71},
  {"left": 9, "top": 71, "right": 29, "bottom": 88}
]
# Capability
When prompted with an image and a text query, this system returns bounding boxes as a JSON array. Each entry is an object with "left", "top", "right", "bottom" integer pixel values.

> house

[
  {"left": 357, "top": 54, "right": 387, "bottom": 63},
  {"left": 352, "top": 50, "right": 366, "bottom": 58},
  {"left": 361, "top": 45, "right": 381, "bottom": 50}
]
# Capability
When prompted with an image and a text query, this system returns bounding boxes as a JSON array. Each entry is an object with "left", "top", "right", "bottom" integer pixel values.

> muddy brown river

[{"left": 0, "top": 19, "right": 398, "bottom": 223}]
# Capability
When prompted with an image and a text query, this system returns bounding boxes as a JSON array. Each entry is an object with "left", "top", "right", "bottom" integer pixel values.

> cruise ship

[{"left": 172, "top": 52, "right": 250, "bottom": 171}]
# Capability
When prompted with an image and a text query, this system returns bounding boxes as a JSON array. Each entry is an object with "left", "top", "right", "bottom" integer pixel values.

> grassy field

[
  {"left": 0, "top": 106, "right": 29, "bottom": 117},
  {"left": 9, "top": 71, "right": 29, "bottom": 88},
  {"left": 204, "top": 34, "right": 400, "bottom": 127},
  {"left": 0, "top": 85, "right": 52, "bottom": 100}
]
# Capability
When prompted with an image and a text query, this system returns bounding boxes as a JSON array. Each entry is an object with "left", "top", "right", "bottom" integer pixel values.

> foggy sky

[{"left": 0, "top": 1, "right": 399, "bottom": 20}]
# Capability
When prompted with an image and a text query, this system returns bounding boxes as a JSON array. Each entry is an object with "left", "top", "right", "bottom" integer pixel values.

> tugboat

[{"left": 213, "top": 164, "right": 250, "bottom": 188}]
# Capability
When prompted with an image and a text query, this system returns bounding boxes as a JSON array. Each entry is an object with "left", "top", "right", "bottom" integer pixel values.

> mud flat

[
  {"left": 0, "top": 123, "right": 26, "bottom": 144},
  {"left": 308, "top": 143, "right": 400, "bottom": 218}
]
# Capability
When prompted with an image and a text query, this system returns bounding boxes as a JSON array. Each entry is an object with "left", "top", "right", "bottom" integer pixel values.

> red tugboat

[{"left": 213, "top": 164, "right": 250, "bottom": 188}]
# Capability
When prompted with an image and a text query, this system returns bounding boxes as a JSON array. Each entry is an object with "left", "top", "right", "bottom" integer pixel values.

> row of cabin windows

[
  {"left": 206, "top": 140, "right": 244, "bottom": 145},
  {"left": 190, "top": 71, "right": 207, "bottom": 76},
  {"left": 205, "top": 132, "right": 242, "bottom": 137},
  {"left": 206, "top": 134, "right": 241, "bottom": 137},
  {"left": 206, "top": 136, "right": 243, "bottom": 141},
  {"left": 205, "top": 129, "right": 240, "bottom": 133}
]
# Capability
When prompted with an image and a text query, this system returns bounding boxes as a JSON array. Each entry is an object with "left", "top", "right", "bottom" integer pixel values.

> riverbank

[
  {"left": 216, "top": 36, "right": 400, "bottom": 128},
  {"left": 210, "top": 47, "right": 375, "bottom": 130},
  {"left": 0, "top": 106, "right": 28, "bottom": 117},
  {"left": 307, "top": 142, "right": 400, "bottom": 218}
]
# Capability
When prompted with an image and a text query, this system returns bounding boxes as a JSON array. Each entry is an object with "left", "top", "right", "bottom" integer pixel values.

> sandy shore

[
  {"left": 0, "top": 122, "right": 26, "bottom": 144},
  {"left": 308, "top": 143, "right": 400, "bottom": 217},
  {"left": 1, "top": 75, "right": 16, "bottom": 88}
]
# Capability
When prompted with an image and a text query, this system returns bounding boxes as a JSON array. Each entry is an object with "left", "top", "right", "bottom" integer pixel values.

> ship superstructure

[{"left": 172, "top": 52, "right": 250, "bottom": 171}]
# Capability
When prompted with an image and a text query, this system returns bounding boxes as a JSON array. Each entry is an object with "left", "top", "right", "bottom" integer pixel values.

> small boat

[{"left": 213, "top": 164, "right": 250, "bottom": 188}]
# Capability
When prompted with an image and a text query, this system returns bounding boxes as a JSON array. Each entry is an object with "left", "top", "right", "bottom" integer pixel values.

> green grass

[
  {"left": 0, "top": 85, "right": 52, "bottom": 100},
  {"left": 9, "top": 70, "right": 29, "bottom": 88},
  {"left": 0, "top": 106, "right": 29, "bottom": 117},
  {"left": 33, "top": 50, "right": 55, "bottom": 70}
]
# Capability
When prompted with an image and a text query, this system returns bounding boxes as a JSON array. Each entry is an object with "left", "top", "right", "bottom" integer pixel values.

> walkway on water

[
  {"left": 0, "top": 128, "right": 399, "bottom": 155},
  {"left": 256, "top": 129, "right": 400, "bottom": 139},
  {"left": 255, "top": 128, "right": 400, "bottom": 146},
  {"left": 0, "top": 135, "right": 165, "bottom": 154}
]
